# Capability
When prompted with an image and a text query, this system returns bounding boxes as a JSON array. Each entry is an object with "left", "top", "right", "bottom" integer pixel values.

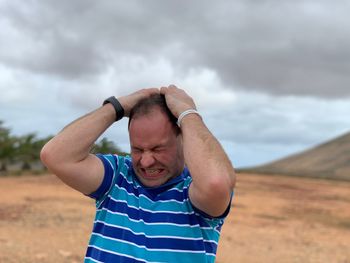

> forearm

[{"left": 181, "top": 114, "right": 235, "bottom": 214}]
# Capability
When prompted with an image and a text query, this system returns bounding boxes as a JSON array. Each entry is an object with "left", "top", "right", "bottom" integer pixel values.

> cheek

[
  {"left": 131, "top": 153, "right": 141, "bottom": 164},
  {"left": 155, "top": 151, "right": 177, "bottom": 166},
  {"left": 153, "top": 152, "right": 168, "bottom": 163}
]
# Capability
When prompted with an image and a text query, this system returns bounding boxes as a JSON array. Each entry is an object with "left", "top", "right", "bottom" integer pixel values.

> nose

[{"left": 140, "top": 151, "right": 156, "bottom": 168}]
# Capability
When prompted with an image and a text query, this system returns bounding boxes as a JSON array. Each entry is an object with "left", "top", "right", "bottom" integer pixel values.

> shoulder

[
  {"left": 96, "top": 154, "right": 132, "bottom": 173},
  {"left": 89, "top": 154, "right": 134, "bottom": 200}
]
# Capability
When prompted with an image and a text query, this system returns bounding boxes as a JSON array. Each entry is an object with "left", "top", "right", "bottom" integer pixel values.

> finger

[
  {"left": 160, "top": 86, "right": 168, "bottom": 95},
  {"left": 139, "top": 87, "right": 159, "bottom": 97},
  {"left": 168, "top": 84, "right": 178, "bottom": 89},
  {"left": 145, "top": 87, "right": 159, "bottom": 92},
  {"left": 168, "top": 84, "right": 186, "bottom": 94},
  {"left": 148, "top": 87, "right": 160, "bottom": 94}
]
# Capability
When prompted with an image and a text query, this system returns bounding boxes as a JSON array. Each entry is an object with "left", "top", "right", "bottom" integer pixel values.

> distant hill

[{"left": 242, "top": 132, "right": 350, "bottom": 181}]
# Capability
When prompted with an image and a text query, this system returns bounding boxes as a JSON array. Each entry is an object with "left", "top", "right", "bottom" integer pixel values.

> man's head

[
  {"left": 128, "top": 94, "right": 184, "bottom": 188},
  {"left": 128, "top": 94, "right": 180, "bottom": 133}
]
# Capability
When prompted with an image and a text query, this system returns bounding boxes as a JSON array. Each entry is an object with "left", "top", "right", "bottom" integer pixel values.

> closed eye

[
  {"left": 153, "top": 147, "right": 166, "bottom": 153},
  {"left": 131, "top": 147, "right": 143, "bottom": 153}
]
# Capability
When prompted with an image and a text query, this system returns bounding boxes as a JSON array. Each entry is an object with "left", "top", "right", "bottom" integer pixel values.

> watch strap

[{"left": 103, "top": 96, "right": 125, "bottom": 121}]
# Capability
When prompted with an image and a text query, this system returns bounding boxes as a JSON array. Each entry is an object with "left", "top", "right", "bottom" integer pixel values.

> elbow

[
  {"left": 190, "top": 168, "right": 236, "bottom": 217},
  {"left": 213, "top": 165, "right": 236, "bottom": 191},
  {"left": 225, "top": 163, "right": 236, "bottom": 189},
  {"left": 40, "top": 144, "right": 52, "bottom": 169},
  {"left": 229, "top": 169, "right": 236, "bottom": 189},
  {"left": 201, "top": 169, "right": 235, "bottom": 201},
  {"left": 196, "top": 173, "right": 234, "bottom": 217},
  {"left": 212, "top": 170, "right": 235, "bottom": 195},
  {"left": 40, "top": 143, "right": 67, "bottom": 177},
  {"left": 40, "top": 142, "right": 59, "bottom": 171}
]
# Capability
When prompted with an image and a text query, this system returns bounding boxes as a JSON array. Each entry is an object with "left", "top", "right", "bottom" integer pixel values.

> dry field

[{"left": 0, "top": 173, "right": 349, "bottom": 263}]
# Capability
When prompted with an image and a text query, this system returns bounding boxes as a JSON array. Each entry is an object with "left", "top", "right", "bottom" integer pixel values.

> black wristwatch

[{"left": 103, "top": 96, "right": 125, "bottom": 121}]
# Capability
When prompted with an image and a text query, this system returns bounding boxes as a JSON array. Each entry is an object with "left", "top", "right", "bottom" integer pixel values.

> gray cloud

[
  {"left": 1, "top": 0, "right": 350, "bottom": 98},
  {"left": 205, "top": 92, "right": 350, "bottom": 147}
]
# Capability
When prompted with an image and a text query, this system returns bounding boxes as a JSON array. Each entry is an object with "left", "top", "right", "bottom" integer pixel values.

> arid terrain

[{"left": 0, "top": 173, "right": 349, "bottom": 263}]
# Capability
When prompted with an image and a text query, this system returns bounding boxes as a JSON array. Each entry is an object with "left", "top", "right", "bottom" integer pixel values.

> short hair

[{"left": 128, "top": 94, "right": 180, "bottom": 135}]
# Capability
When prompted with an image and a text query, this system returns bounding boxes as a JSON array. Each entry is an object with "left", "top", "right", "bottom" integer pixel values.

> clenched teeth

[{"left": 145, "top": 169, "right": 161, "bottom": 174}]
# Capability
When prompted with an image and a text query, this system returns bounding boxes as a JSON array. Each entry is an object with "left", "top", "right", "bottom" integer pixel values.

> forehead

[{"left": 129, "top": 110, "right": 176, "bottom": 147}]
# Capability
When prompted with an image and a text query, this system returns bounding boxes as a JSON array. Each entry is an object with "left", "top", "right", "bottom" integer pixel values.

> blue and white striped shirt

[{"left": 85, "top": 154, "right": 231, "bottom": 263}]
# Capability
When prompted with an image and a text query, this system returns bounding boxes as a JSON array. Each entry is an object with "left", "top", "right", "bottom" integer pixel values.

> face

[{"left": 129, "top": 109, "right": 184, "bottom": 188}]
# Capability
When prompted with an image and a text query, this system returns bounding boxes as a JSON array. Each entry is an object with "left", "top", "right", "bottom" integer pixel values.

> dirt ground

[{"left": 0, "top": 173, "right": 349, "bottom": 263}]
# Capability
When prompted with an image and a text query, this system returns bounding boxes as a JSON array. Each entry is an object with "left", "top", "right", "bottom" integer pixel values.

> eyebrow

[{"left": 131, "top": 141, "right": 168, "bottom": 151}]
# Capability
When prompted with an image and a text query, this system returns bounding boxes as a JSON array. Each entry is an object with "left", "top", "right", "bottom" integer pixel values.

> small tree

[
  {"left": 91, "top": 137, "right": 127, "bottom": 155},
  {"left": 16, "top": 134, "right": 53, "bottom": 170},
  {"left": 16, "top": 133, "right": 37, "bottom": 170},
  {"left": 0, "top": 121, "right": 16, "bottom": 171}
]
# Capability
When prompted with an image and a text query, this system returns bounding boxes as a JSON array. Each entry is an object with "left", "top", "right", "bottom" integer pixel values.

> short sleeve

[{"left": 87, "top": 154, "right": 121, "bottom": 203}]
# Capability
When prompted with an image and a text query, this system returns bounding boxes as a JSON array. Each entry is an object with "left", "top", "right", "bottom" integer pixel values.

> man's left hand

[{"left": 160, "top": 85, "right": 197, "bottom": 118}]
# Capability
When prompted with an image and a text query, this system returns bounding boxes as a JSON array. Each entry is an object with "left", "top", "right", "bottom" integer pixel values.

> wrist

[
  {"left": 177, "top": 109, "right": 201, "bottom": 127},
  {"left": 103, "top": 96, "right": 125, "bottom": 121}
]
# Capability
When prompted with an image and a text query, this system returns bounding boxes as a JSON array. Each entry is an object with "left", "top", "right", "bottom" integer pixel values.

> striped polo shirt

[{"left": 85, "top": 154, "right": 231, "bottom": 263}]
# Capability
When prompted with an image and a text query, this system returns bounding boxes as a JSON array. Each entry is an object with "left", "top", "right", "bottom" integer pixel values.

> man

[{"left": 41, "top": 85, "right": 236, "bottom": 262}]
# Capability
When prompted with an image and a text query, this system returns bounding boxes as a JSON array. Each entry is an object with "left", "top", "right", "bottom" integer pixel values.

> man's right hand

[{"left": 118, "top": 88, "right": 160, "bottom": 117}]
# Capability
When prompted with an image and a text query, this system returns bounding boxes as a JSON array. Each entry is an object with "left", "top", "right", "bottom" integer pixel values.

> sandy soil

[{"left": 0, "top": 173, "right": 349, "bottom": 263}]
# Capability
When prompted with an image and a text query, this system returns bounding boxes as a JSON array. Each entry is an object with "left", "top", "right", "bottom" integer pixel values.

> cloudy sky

[{"left": 1, "top": 0, "right": 349, "bottom": 168}]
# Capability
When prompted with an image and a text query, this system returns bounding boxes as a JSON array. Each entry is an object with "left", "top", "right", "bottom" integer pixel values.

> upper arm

[
  {"left": 188, "top": 173, "right": 234, "bottom": 218},
  {"left": 42, "top": 151, "right": 105, "bottom": 195}
]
